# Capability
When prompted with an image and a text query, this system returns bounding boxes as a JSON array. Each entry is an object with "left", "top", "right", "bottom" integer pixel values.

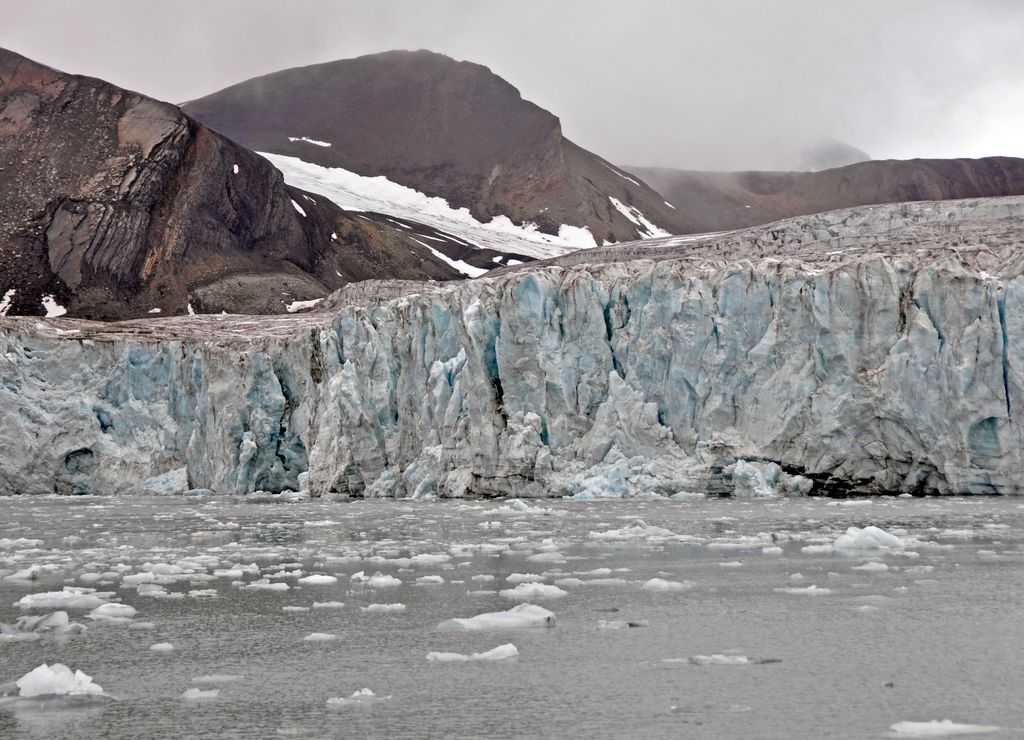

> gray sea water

[{"left": 0, "top": 494, "right": 1022, "bottom": 739}]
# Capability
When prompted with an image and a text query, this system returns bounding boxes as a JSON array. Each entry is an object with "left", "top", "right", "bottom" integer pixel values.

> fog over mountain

[{"left": 3, "top": 0, "right": 1023, "bottom": 171}]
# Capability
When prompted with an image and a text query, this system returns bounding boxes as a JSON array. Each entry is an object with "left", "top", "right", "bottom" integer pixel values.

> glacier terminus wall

[{"left": 3, "top": 197, "right": 1024, "bottom": 497}]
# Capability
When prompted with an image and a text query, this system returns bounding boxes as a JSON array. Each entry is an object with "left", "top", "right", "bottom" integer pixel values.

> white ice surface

[
  {"left": 285, "top": 298, "right": 323, "bottom": 313},
  {"left": 296, "top": 574, "right": 337, "bottom": 585},
  {"left": 16, "top": 663, "right": 104, "bottom": 697},
  {"left": 426, "top": 643, "right": 519, "bottom": 662},
  {"left": 0, "top": 289, "right": 14, "bottom": 316},
  {"left": 608, "top": 196, "right": 671, "bottom": 239},
  {"left": 498, "top": 582, "right": 567, "bottom": 600},
  {"left": 40, "top": 295, "right": 67, "bottom": 318},
  {"left": 834, "top": 526, "right": 905, "bottom": 551},
  {"left": 287, "top": 136, "right": 331, "bottom": 147},
  {"left": 889, "top": 720, "right": 1001, "bottom": 736},
  {"left": 261, "top": 153, "right": 598, "bottom": 259},
  {"left": 437, "top": 603, "right": 555, "bottom": 630}
]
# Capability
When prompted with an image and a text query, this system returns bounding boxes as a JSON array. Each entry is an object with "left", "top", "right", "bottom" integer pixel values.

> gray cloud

[{"left": 3, "top": 0, "right": 1023, "bottom": 170}]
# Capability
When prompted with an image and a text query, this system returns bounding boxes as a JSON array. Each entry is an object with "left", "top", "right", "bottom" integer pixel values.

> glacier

[{"left": 3, "top": 196, "right": 1024, "bottom": 497}]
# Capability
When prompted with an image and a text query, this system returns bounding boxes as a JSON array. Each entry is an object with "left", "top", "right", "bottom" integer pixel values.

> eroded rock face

[
  {"left": 0, "top": 48, "right": 465, "bottom": 320},
  {"left": 3, "top": 197, "right": 1024, "bottom": 496}
]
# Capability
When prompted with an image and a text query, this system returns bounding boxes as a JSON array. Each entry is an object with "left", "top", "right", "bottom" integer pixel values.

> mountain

[
  {"left": 797, "top": 139, "right": 871, "bottom": 172},
  {"left": 0, "top": 47, "right": 512, "bottom": 320},
  {"left": 182, "top": 49, "right": 692, "bottom": 244},
  {"left": 630, "top": 156, "right": 1024, "bottom": 232},
  {"left": 4, "top": 195, "right": 1023, "bottom": 495}
]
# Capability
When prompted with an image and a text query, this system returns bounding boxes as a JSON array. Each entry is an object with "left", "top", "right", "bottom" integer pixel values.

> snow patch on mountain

[
  {"left": 608, "top": 197, "right": 672, "bottom": 239},
  {"left": 262, "top": 153, "right": 596, "bottom": 259},
  {"left": 410, "top": 238, "right": 487, "bottom": 278},
  {"left": 287, "top": 136, "right": 331, "bottom": 147}
]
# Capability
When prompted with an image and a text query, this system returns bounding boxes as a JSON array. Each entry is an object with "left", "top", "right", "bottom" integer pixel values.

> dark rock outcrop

[
  {"left": 632, "top": 156, "right": 1024, "bottom": 233},
  {"left": 0, "top": 47, "right": 480, "bottom": 319},
  {"left": 183, "top": 50, "right": 691, "bottom": 243}
]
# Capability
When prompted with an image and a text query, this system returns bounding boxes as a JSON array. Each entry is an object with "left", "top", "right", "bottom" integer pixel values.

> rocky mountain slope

[
  {"left": 183, "top": 50, "right": 691, "bottom": 244},
  {"left": 632, "top": 156, "right": 1024, "bottom": 232},
  {"left": 4, "top": 195, "right": 1023, "bottom": 497},
  {"left": 0, "top": 47, "right": 515, "bottom": 320}
]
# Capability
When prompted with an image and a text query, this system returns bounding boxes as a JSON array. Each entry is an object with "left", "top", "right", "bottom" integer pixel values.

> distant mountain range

[
  {"left": 631, "top": 157, "right": 1024, "bottom": 232},
  {"left": 3, "top": 45, "right": 1024, "bottom": 319}
]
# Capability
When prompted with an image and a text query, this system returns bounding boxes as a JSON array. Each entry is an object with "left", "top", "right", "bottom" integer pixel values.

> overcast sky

[{"left": 4, "top": 0, "right": 1023, "bottom": 170}]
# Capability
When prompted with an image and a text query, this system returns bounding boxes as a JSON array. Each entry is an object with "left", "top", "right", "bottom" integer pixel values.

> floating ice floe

[
  {"left": 834, "top": 526, "right": 905, "bottom": 551},
  {"left": 641, "top": 578, "right": 690, "bottom": 592},
  {"left": 242, "top": 579, "right": 290, "bottom": 592},
  {"left": 4, "top": 564, "right": 53, "bottom": 582},
  {"left": 505, "top": 573, "right": 545, "bottom": 584},
  {"left": 87, "top": 603, "right": 137, "bottom": 623},
  {"left": 312, "top": 601, "right": 345, "bottom": 609},
  {"left": 361, "top": 603, "right": 406, "bottom": 613},
  {"left": 730, "top": 460, "right": 780, "bottom": 498},
  {"left": 16, "top": 588, "right": 112, "bottom": 610},
  {"left": 889, "top": 719, "right": 1001, "bottom": 736},
  {"left": 687, "top": 653, "right": 752, "bottom": 666},
  {"left": 409, "top": 553, "right": 452, "bottom": 567},
  {"left": 498, "top": 582, "right": 567, "bottom": 601},
  {"left": 0, "top": 611, "right": 86, "bottom": 642},
  {"left": 183, "top": 688, "right": 219, "bottom": 701},
  {"left": 15, "top": 663, "right": 105, "bottom": 698},
  {"left": 773, "top": 585, "right": 831, "bottom": 595},
  {"left": 149, "top": 642, "right": 174, "bottom": 652},
  {"left": 852, "top": 561, "right": 889, "bottom": 572},
  {"left": 670, "top": 491, "right": 706, "bottom": 501},
  {"left": 350, "top": 571, "right": 401, "bottom": 587},
  {"left": 326, "top": 688, "right": 389, "bottom": 707},
  {"left": 297, "top": 574, "right": 337, "bottom": 585},
  {"left": 302, "top": 632, "right": 336, "bottom": 642},
  {"left": 559, "top": 577, "right": 628, "bottom": 588},
  {"left": 588, "top": 520, "right": 678, "bottom": 542},
  {"left": 597, "top": 619, "right": 649, "bottom": 630},
  {"left": 415, "top": 575, "right": 445, "bottom": 585},
  {"left": 426, "top": 644, "right": 519, "bottom": 662},
  {"left": 438, "top": 603, "right": 555, "bottom": 631},
  {"left": 525, "top": 551, "right": 565, "bottom": 564}
]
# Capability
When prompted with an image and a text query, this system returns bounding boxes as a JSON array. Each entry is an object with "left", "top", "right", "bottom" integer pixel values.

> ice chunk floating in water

[
  {"left": 182, "top": 688, "right": 220, "bottom": 701},
  {"left": 687, "top": 653, "right": 752, "bottom": 666},
  {"left": 16, "top": 663, "right": 104, "bottom": 697},
  {"left": 438, "top": 604, "right": 555, "bottom": 630},
  {"left": 889, "top": 719, "right": 1001, "bottom": 736},
  {"left": 498, "top": 583, "right": 567, "bottom": 600},
  {"left": 834, "top": 526, "right": 905, "bottom": 550},
  {"left": 426, "top": 644, "right": 519, "bottom": 662},
  {"left": 326, "top": 688, "right": 389, "bottom": 707}
]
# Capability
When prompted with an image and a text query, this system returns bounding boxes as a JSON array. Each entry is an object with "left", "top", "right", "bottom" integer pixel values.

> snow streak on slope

[
  {"left": 608, "top": 197, "right": 672, "bottom": 239},
  {"left": 261, "top": 153, "right": 597, "bottom": 259},
  {"left": 409, "top": 239, "right": 488, "bottom": 278}
]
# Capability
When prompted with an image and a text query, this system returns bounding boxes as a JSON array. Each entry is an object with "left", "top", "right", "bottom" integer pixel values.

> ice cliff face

[{"left": 3, "top": 196, "right": 1024, "bottom": 497}]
